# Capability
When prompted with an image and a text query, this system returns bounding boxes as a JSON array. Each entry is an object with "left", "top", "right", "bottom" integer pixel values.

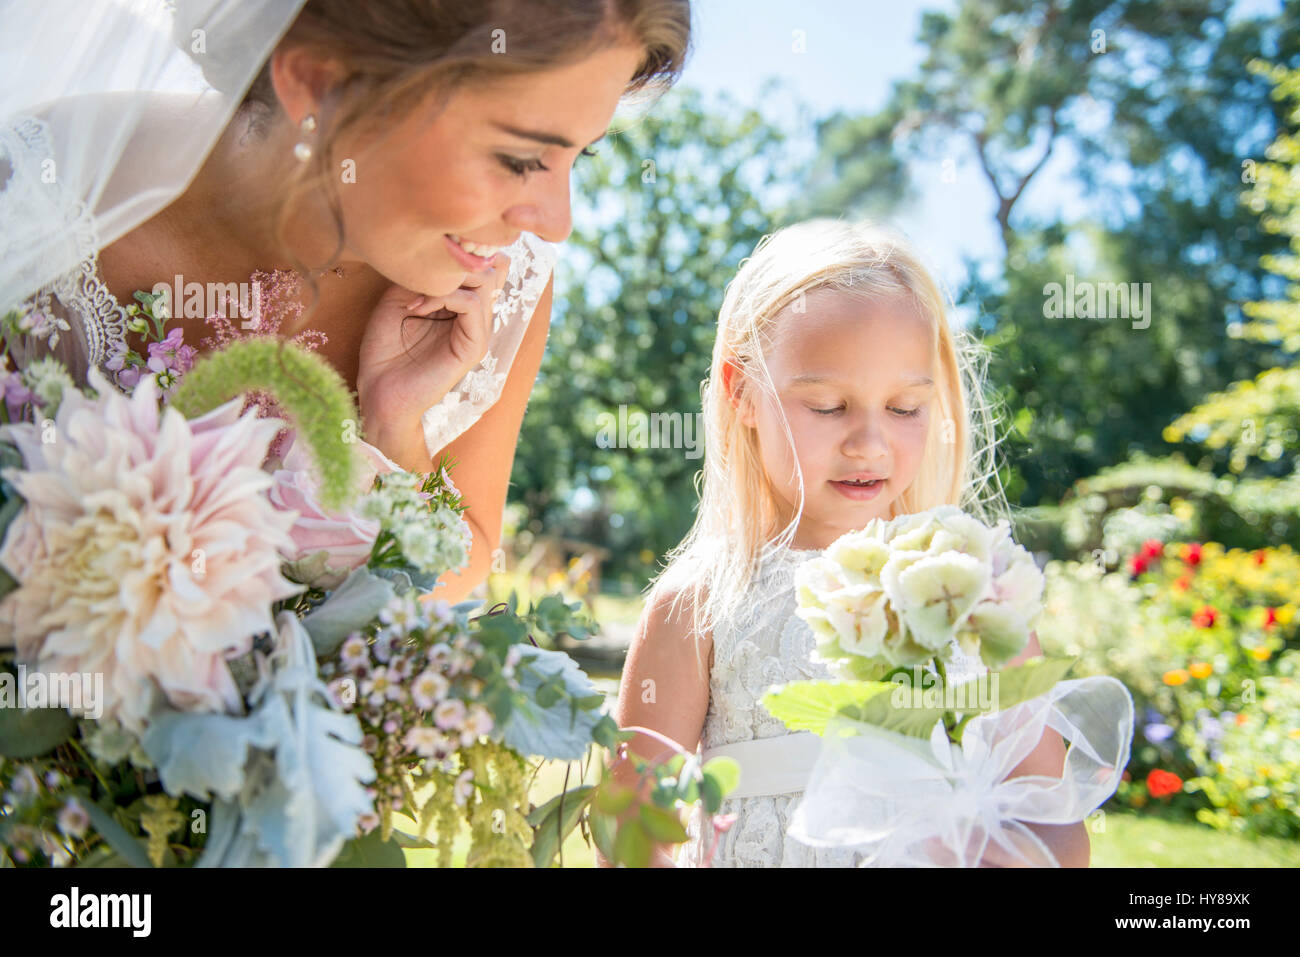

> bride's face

[{"left": 332, "top": 44, "right": 644, "bottom": 296}]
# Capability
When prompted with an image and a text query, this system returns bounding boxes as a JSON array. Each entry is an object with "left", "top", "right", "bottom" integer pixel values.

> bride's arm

[{"left": 430, "top": 277, "right": 554, "bottom": 605}]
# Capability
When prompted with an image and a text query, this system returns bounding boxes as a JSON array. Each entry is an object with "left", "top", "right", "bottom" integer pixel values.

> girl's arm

[
  {"left": 601, "top": 581, "right": 712, "bottom": 867},
  {"left": 431, "top": 278, "right": 554, "bottom": 604},
  {"left": 984, "top": 630, "right": 1091, "bottom": 867}
]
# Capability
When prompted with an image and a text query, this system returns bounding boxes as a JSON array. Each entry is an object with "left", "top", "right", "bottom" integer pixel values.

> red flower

[
  {"left": 1129, "top": 554, "right": 1150, "bottom": 577},
  {"left": 1141, "top": 539, "right": 1165, "bottom": 561},
  {"left": 1254, "top": 549, "right": 1267, "bottom": 566},
  {"left": 1146, "top": 768, "right": 1183, "bottom": 798},
  {"left": 1182, "top": 542, "right": 1202, "bottom": 567},
  {"left": 1173, "top": 574, "right": 1192, "bottom": 592},
  {"left": 1192, "top": 605, "right": 1218, "bottom": 628},
  {"left": 1264, "top": 607, "right": 1278, "bottom": 630}
]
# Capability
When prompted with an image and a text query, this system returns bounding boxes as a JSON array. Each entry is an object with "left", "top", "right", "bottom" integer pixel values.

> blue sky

[{"left": 648, "top": 0, "right": 1284, "bottom": 307}]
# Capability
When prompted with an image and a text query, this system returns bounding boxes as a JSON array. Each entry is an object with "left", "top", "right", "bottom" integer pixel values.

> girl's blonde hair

[{"left": 652, "top": 219, "right": 1010, "bottom": 655}]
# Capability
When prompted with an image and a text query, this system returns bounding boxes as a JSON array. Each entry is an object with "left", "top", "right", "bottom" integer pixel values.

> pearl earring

[{"left": 293, "top": 113, "right": 317, "bottom": 162}]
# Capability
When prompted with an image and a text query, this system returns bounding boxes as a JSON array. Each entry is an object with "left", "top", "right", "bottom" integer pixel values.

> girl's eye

[
  {"left": 811, "top": 405, "right": 843, "bottom": 416},
  {"left": 498, "top": 154, "right": 550, "bottom": 179},
  {"left": 579, "top": 146, "right": 598, "bottom": 159},
  {"left": 890, "top": 406, "right": 922, "bottom": 417}
]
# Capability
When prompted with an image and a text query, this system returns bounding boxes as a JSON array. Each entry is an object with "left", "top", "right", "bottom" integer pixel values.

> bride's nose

[{"left": 507, "top": 173, "right": 573, "bottom": 244}]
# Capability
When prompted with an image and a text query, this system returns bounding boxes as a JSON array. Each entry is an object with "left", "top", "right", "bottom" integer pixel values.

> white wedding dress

[{"left": 676, "top": 541, "right": 987, "bottom": 868}]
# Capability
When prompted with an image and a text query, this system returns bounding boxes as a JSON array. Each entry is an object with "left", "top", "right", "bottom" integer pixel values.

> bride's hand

[{"left": 356, "top": 253, "right": 510, "bottom": 470}]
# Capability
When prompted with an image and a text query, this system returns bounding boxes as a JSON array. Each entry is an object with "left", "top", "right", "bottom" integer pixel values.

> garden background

[{"left": 447, "top": 0, "right": 1300, "bottom": 867}]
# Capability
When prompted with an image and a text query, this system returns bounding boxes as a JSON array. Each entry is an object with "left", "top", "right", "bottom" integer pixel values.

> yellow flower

[
  {"left": 1249, "top": 646, "right": 1272, "bottom": 661},
  {"left": 1287, "top": 729, "right": 1300, "bottom": 740},
  {"left": 1276, "top": 604, "right": 1296, "bottom": 625},
  {"left": 1188, "top": 661, "right": 1213, "bottom": 679},
  {"left": 1163, "top": 668, "right": 1190, "bottom": 686}
]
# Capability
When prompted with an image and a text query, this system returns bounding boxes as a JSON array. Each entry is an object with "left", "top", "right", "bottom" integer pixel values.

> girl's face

[
  {"left": 732, "top": 287, "right": 938, "bottom": 550},
  {"left": 329, "top": 44, "right": 645, "bottom": 297}
]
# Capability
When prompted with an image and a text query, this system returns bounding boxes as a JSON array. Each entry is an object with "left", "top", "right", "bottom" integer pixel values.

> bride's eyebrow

[{"left": 491, "top": 122, "right": 606, "bottom": 150}]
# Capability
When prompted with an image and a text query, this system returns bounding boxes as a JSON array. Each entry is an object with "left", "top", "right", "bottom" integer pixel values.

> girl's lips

[
  {"left": 830, "top": 478, "right": 884, "bottom": 501},
  {"left": 443, "top": 234, "right": 494, "bottom": 272}
]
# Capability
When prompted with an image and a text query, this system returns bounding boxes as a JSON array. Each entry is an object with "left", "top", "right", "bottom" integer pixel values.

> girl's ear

[{"left": 721, "top": 358, "right": 757, "bottom": 428}]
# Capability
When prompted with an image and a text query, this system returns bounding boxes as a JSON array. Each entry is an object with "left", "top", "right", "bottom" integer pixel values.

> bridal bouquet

[
  {"left": 762, "top": 505, "right": 1133, "bottom": 867},
  {"left": 0, "top": 299, "right": 732, "bottom": 867}
]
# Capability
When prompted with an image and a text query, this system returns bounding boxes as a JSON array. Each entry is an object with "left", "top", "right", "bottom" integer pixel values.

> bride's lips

[{"left": 443, "top": 234, "right": 497, "bottom": 272}]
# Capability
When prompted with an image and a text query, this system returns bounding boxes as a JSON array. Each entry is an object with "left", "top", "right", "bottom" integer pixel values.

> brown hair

[{"left": 241, "top": 0, "right": 692, "bottom": 309}]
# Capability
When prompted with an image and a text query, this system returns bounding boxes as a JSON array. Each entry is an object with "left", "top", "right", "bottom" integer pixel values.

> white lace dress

[{"left": 676, "top": 543, "right": 869, "bottom": 868}]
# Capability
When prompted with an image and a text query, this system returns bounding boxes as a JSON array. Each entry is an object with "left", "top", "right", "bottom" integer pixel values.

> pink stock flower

[{"left": 0, "top": 367, "right": 303, "bottom": 732}]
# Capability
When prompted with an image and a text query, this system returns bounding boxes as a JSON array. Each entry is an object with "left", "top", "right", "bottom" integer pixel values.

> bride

[{"left": 0, "top": 0, "right": 692, "bottom": 603}]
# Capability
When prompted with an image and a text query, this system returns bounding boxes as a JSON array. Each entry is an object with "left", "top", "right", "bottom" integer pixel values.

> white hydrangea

[{"left": 793, "top": 505, "right": 1045, "bottom": 676}]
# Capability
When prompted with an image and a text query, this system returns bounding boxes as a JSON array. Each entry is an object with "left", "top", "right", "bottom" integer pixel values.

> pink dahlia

[{"left": 0, "top": 367, "right": 303, "bottom": 732}]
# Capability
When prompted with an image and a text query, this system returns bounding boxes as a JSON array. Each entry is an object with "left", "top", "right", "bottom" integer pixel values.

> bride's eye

[
  {"left": 578, "top": 146, "right": 598, "bottom": 160},
  {"left": 811, "top": 405, "right": 843, "bottom": 416},
  {"left": 497, "top": 154, "right": 549, "bottom": 179}
]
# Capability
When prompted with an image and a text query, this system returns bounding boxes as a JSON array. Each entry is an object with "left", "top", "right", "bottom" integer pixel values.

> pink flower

[
  {"left": 0, "top": 367, "right": 303, "bottom": 732},
  {"left": 268, "top": 433, "right": 399, "bottom": 589}
]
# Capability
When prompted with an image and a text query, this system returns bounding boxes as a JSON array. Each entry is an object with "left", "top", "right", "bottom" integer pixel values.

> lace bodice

[
  {"left": 677, "top": 543, "right": 867, "bottom": 867},
  {"left": 1, "top": 111, "right": 557, "bottom": 457}
]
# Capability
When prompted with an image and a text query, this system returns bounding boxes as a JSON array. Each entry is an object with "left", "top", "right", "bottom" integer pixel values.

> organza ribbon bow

[{"left": 788, "top": 676, "right": 1134, "bottom": 867}]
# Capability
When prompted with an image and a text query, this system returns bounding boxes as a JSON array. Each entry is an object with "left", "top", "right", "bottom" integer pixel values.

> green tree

[
  {"left": 510, "top": 89, "right": 797, "bottom": 580},
  {"left": 1165, "top": 61, "right": 1300, "bottom": 476},
  {"left": 802, "top": 0, "right": 1299, "bottom": 504}
]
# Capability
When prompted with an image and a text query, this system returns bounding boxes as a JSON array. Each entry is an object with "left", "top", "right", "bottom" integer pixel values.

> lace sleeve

[{"left": 420, "top": 232, "right": 557, "bottom": 459}]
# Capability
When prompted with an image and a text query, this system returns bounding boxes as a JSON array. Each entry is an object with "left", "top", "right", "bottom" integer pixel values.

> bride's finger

[{"left": 405, "top": 288, "right": 479, "bottom": 319}]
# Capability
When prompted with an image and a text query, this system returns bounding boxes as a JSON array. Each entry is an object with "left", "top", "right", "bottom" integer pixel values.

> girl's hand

[{"left": 356, "top": 253, "right": 510, "bottom": 470}]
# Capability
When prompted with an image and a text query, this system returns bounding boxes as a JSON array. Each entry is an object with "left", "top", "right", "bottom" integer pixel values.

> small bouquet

[
  {"left": 0, "top": 296, "right": 732, "bottom": 867},
  {"left": 762, "top": 505, "right": 1133, "bottom": 867}
]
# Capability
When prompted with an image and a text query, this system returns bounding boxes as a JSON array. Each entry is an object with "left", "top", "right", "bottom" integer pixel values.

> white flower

[
  {"left": 20, "top": 356, "right": 76, "bottom": 415},
  {"left": 463, "top": 704, "right": 494, "bottom": 738},
  {"left": 890, "top": 552, "right": 991, "bottom": 651},
  {"left": 403, "top": 726, "right": 442, "bottom": 758},
  {"left": 453, "top": 769, "right": 475, "bottom": 806},
  {"left": 379, "top": 594, "right": 423, "bottom": 635},
  {"left": 434, "top": 698, "right": 467, "bottom": 731},
  {"left": 56, "top": 800, "right": 89, "bottom": 839},
  {"left": 411, "top": 670, "right": 450, "bottom": 711},
  {"left": 340, "top": 634, "right": 369, "bottom": 671}
]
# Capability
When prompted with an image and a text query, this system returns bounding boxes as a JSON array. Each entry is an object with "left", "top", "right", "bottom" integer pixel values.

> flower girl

[{"left": 613, "top": 219, "right": 1087, "bottom": 867}]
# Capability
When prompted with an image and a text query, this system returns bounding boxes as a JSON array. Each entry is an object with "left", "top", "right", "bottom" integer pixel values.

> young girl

[{"left": 613, "top": 219, "right": 1087, "bottom": 868}]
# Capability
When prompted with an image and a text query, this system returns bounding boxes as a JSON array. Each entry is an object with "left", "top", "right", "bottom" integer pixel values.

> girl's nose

[{"left": 843, "top": 413, "right": 891, "bottom": 464}]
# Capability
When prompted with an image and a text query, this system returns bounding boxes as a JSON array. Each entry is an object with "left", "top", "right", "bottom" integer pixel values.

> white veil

[{"left": 0, "top": 0, "right": 306, "bottom": 366}]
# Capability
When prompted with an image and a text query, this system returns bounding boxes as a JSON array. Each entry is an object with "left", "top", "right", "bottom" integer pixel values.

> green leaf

[
  {"left": 760, "top": 680, "right": 896, "bottom": 736},
  {"left": 330, "top": 829, "right": 407, "bottom": 867},
  {"left": 593, "top": 784, "right": 636, "bottom": 816},
  {"left": 639, "top": 803, "right": 688, "bottom": 844},
  {"left": 613, "top": 819, "right": 651, "bottom": 868},
  {"left": 527, "top": 785, "right": 596, "bottom": 867},
  {"left": 300, "top": 566, "right": 396, "bottom": 657},
  {"left": 590, "top": 804, "right": 618, "bottom": 862},
  {"left": 389, "top": 830, "right": 436, "bottom": 850},
  {"left": 700, "top": 774, "right": 723, "bottom": 815},
  {"left": 68, "top": 791, "right": 152, "bottom": 869},
  {"left": 0, "top": 698, "right": 74, "bottom": 758},
  {"left": 985, "top": 656, "right": 1078, "bottom": 712},
  {"left": 701, "top": 756, "right": 741, "bottom": 799}
]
